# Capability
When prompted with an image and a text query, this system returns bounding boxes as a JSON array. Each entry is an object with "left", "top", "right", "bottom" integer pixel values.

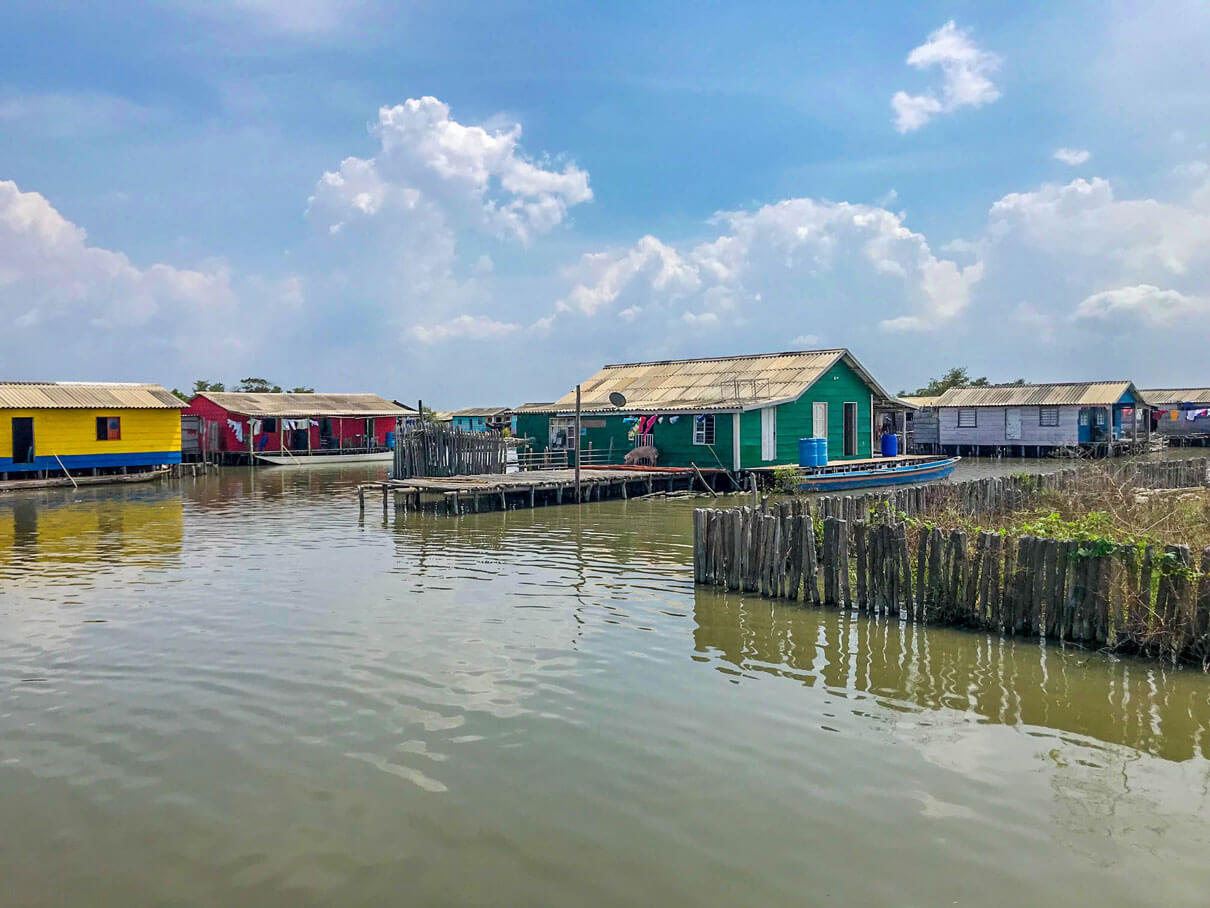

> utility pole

[{"left": 574, "top": 384, "right": 582, "bottom": 502}]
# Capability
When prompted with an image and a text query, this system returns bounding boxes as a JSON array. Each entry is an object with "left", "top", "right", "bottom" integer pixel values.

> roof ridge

[{"left": 601, "top": 348, "right": 847, "bottom": 369}]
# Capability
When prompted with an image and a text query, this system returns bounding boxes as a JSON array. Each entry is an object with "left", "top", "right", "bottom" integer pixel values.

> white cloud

[
  {"left": 0, "top": 180, "right": 234, "bottom": 331},
  {"left": 892, "top": 21, "right": 1001, "bottom": 133},
  {"left": 1074, "top": 284, "right": 1208, "bottom": 324},
  {"left": 791, "top": 334, "right": 821, "bottom": 346},
  {"left": 407, "top": 314, "right": 520, "bottom": 344},
  {"left": 553, "top": 197, "right": 981, "bottom": 340},
  {"left": 1053, "top": 147, "right": 1092, "bottom": 166},
  {"left": 309, "top": 97, "right": 591, "bottom": 245}
]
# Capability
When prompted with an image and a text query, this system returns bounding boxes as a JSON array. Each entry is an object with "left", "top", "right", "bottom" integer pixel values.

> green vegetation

[
  {"left": 771, "top": 465, "right": 802, "bottom": 493},
  {"left": 902, "top": 366, "right": 1026, "bottom": 397}
]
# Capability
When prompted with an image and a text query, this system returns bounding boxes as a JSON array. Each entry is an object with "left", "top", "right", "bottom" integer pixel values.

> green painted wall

[
  {"left": 514, "top": 357, "right": 876, "bottom": 469},
  {"left": 736, "top": 358, "right": 874, "bottom": 468}
]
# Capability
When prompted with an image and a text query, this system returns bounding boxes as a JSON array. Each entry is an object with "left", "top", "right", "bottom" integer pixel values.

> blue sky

[{"left": 1, "top": 1, "right": 1208, "bottom": 404}]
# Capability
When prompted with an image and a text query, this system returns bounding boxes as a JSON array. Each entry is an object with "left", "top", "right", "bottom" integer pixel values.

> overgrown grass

[{"left": 900, "top": 465, "right": 1210, "bottom": 553}]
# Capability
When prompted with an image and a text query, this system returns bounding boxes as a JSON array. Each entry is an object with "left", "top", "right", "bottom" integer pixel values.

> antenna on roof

[{"left": 608, "top": 392, "right": 627, "bottom": 408}]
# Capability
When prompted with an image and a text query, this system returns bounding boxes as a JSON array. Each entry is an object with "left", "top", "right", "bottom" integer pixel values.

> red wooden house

[{"left": 185, "top": 392, "right": 416, "bottom": 464}]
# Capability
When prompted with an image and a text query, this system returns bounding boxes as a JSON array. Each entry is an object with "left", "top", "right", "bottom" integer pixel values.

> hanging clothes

[{"left": 227, "top": 418, "right": 245, "bottom": 443}]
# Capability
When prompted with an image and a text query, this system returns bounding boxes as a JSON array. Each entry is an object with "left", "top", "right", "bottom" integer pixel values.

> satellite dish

[{"left": 609, "top": 392, "right": 627, "bottom": 408}]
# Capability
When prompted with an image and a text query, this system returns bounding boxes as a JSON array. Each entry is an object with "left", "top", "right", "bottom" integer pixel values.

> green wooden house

[{"left": 514, "top": 349, "right": 899, "bottom": 471}]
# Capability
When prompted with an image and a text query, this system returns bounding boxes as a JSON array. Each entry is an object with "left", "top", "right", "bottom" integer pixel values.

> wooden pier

[{"left": 359, "top": 466, "right": 706, "bottom": 515}]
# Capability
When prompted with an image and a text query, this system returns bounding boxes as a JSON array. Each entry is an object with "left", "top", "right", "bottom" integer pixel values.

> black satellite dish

[{"left": 608, "top": 392, "right": 627, "bottom": 408}]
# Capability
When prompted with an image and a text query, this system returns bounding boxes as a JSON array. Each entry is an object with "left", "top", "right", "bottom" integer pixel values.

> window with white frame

[
  {"left": 1039, "top": 407, "right": 1060, "bottom": 427},
  {"left": 693, "top": 414, "right": 716, "bottom": 445},
  {"left": 957, "top": 409, "right": 978, "bottom": 428}
]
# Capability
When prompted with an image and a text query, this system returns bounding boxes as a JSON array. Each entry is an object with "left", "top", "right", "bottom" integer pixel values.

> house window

[
  {"left": 1039, "top": 407, "right": 1060, "bottom": 427},
  {"left": 1079, "top": 410, "right": 1090, "bottom": 427},
  {"left": 262, "top": 417, "right": 277, "bottom": 433},
  {"left": 549, "top": 417, "right": 576, "bottom": 449},
  {"left": 693, "top": 415, "right": 716, "bottom": 445},
  {"left": 957, "top": 409, "right": 978, "bottom": 428},
  {"left": 95, "top": 416, "right": 121, "bottom": 441}
]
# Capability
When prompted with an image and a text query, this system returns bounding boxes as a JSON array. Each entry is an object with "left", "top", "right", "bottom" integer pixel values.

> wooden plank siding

[
  {"left": 0, "top": 408, "right": 182, "bottom": 472},
  {"left": 938, "top": 405, "right": 1081, "bottom": 447}
]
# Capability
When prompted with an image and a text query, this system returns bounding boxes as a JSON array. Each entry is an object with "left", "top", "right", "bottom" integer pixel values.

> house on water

[
  {"left": 931, "top": 382, "right": 1151, "bottom": 457},
  {"left": 0, "top": 382, "right": 184, "bottom": 483},
  {"left": 899, "top": 395, "right": 940, "bottom": 453},
  {"left": 184, "top": 392, "right": 415, "bottom": 464},
  {"left": 1141, "top": 388, "right": 1210, "bottom": 445},
  {"left": 513, "top": 349, "right": 900, "bottom": 471},
  {"left": 450, "top": 407, "right": 516, "bottom": 434}
]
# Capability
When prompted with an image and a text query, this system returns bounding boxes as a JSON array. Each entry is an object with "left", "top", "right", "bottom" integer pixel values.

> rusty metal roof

[
  {"left": 1140, "top": 388, "right": 1210, "bottom": 405},
  {"left": 0, "top": 381, "right": 186, "bottom": 409},
  {"left": 527, "top": 349, "right": 892, "bottom": 414},
  {"left": 935, "top": 382, "right": 1140, "bottom": 408},
  {"left": 451, "top": 407, "right": 512, "bottom": 418},
  {"left": 196, "top": 392, "right": 414, "bottom": 418}
]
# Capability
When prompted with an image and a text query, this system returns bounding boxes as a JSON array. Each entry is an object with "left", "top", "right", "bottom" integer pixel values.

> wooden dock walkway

[{"left": 359, "top": 466, "right": 706, "bottom": 515}]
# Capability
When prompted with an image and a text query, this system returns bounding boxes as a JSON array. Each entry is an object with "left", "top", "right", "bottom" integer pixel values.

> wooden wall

[{"left": 938, "top": 405, "right": 1081, "bottom": 447}]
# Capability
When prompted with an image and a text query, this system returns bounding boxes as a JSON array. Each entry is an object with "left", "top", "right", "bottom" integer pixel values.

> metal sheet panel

[
  {"left": 935, "top": 382, "right": 1137, "bottom": 408},
  {"left": 0, "top": 382, "right": 186, "bottom": 409},
  {"left": 197, "top": 392, "right": 414, "bottom": 417}
]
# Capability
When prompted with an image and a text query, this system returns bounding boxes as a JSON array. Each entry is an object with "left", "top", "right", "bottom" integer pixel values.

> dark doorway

[
  {"left": 843, "top": 403, "right": 858, "bottom": 457},
  {"left": 11, "top": 417, "right": 34, "bottom": 464}
]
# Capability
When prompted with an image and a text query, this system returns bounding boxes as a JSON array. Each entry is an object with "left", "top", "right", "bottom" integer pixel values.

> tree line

[{"left": 171, "top": 378, "right": 315, "bottom": 400}]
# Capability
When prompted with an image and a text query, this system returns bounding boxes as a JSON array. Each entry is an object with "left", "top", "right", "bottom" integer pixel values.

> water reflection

[
  {"left": 0, "top": 489, "right": 183, "bottom": 578},
  {"left": 693, "top": 587, "right": 1210, "bottom": 762}
]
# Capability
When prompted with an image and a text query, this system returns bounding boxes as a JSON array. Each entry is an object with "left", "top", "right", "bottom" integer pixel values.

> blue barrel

[
  {"left": 798, "top": 437, "right": 814, "bottom": 467},
  {"left": 880, "top": 432, "right": 898, "bottom": 457},
  {"left": 386, "top": 431, "right": 396, "bottom": 450},
  {"left": 815, "top": 437, "right": 828, "bottom": 467}
]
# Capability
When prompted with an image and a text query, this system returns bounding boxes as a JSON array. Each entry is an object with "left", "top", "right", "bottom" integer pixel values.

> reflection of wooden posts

[
  {"left": 574, "top": 384, "right": 581, "bottom": 503},
  {"left": 280, "top": 419, "right": 285, "bottom": 453},
  {"left": 248, "top": 416, "right": 254, "bottom": 464}
]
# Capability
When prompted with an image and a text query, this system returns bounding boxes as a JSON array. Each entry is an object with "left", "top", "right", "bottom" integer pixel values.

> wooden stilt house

[
  {"left": 0, "top": 382, "right": 185, "bottom": 482},
  {"left": 185, "top": 392, "right": 416, "bottom": 464},
  {"left": 1140, "top": 388, "right": 1210, "bottom": 444},
  {"left": 513, "top": 349, "right": 900, "bottom": 471},
  {"left": 933, "top": 381, "right": 1151, "bottom": 457}
]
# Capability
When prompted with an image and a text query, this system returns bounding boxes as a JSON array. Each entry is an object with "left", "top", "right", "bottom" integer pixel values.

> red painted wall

[{"left": 184, "top": 396, "right": 400, "bottom": 453}]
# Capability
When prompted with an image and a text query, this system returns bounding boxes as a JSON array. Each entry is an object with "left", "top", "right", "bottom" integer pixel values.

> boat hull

[
  {"left": 796, "top": 457, "right": 959, "bottom": 492},
  {"left": 254, "top": 451, "right": 393, "bottom": 466}
]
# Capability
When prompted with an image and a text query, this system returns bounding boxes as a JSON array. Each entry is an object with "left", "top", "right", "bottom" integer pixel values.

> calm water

[{"left": 2, "top": 458, "right": 1209, "bottom": 906}]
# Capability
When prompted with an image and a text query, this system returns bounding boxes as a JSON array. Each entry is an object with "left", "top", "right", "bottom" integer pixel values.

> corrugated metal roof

[
  {"left": 451, "top": 407, "right": 511, "bottom": 418},
  {"left": 527, "top": 349, "right": 892, "bottom": 414},
  {"left": 935, "top": 382, "right": 1139, "bottom": 408},
  {"left": 1140, "top": 388, "right": 1210, "bottom": 405},
  {"left": 514, "top": 401, "right": 555, "bottom": 413},
  {"left": 197, "top": 392, "right": 413, "bottom": 417},
  {"left": 0, "top": 381, "right": 186, "bottom": 409},
  {"left": 899, "top": 395, "right": 940, "bottom": 408}
]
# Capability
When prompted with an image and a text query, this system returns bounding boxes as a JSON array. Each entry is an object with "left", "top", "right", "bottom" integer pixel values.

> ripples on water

[{"left": 1, "top": 458, "right": 1209, "bottom": 906}]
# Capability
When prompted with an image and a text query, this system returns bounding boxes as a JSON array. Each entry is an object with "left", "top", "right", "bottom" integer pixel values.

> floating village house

[
  {"left": 0, "top": 381, "right": 184, "bottom": 482},
  {"left": 930, "top": 381, "right": 1150, "bottom": 456},
  {"left": 449, "top": 407, "right": 516, "bottom": 434},
  {"left": 1141, "top": 388, "right": 1210, "bottom": 444},
  {"left": 184, "top": 392, "right": 415, "bottom": 464},
  {"left": 513, "top": 349, "right": 900, "bottom": 471},
  {"left": 899, "top": 395, "right": 940, "bottom": 453}
]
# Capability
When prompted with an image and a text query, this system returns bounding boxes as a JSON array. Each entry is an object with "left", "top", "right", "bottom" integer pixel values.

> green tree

[
  {"left": 902, "top": 367, "right": 1025, "bottom": 397},
  {"left": 287, "top": 386, "right": 315, "bottom": 393},
  {"left": 237, "top": 377, "right": 282, "bottom": 393},
  {"left": 192, "top": 379, "right": 226, "bottom": 393}
]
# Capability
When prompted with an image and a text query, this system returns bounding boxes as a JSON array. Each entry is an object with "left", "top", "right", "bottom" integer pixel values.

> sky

[{"left": 1, "top": 0, "right": 1208, "bottom": 405}]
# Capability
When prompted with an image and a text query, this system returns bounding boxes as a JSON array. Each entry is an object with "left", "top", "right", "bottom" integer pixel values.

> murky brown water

[{"left": 2, "top": 458, "right": 1209, "bottom": 906}]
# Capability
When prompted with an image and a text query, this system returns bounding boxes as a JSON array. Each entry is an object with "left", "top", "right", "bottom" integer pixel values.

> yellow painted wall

[{"left": 0, "top": 408, "right": 182, "bottom": 457}]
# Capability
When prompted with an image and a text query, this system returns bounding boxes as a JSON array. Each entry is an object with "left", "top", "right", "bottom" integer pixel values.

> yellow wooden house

[{"left": 0, "top": 382, "right": 185, "bottom": 481}]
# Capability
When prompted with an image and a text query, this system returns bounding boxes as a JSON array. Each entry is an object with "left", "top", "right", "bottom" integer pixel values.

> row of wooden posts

[
  {"left": 694, "top": 495, "right": 1210, "bottom": 664},
  {"left": 392, "top": 419, "right": 509, "bottom": 479},
  {"left": 812, "top": 457, "right": 1210, "bottom": 523}
]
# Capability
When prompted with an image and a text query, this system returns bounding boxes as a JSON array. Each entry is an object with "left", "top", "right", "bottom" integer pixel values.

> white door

[
  {"left": 812, "top": 402, "right": 827, "bottom": 439},
  {"left": 761, "top": 407, "right": 777, "bottom": 461},
  {"left": 1005, "top": 408, "right": 1022, "bottom": 441},
  {"left": 732, "top": 413, "right": 741, "bottom": 470}
]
